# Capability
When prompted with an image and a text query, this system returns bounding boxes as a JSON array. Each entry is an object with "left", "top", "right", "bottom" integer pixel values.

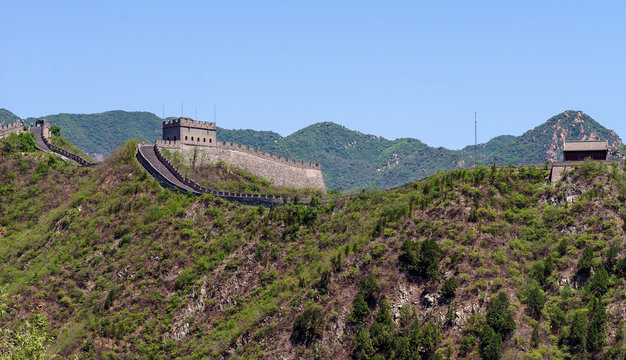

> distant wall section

[
  {"left": 156, "top": 139, "right": 326, "bottom": 191},
  {"left": 0, "top": 120, "right": 24, "bottom": 138}
]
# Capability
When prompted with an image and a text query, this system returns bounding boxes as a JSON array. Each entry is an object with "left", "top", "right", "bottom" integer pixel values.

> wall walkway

[
  {"left": 137, "top": 144, "right": 283, "bottom": 207},
  {"left": 30, "top": 126, "right": 96, "bottom": 167}
]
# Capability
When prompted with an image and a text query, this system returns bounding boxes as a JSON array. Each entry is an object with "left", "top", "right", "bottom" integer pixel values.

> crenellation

[{"left": 157, "top": 117, "right": 325, "bottom": 190}]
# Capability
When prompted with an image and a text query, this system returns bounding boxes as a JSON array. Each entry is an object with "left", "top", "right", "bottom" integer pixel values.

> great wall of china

[
  {"left": 2, "top": 118, "right": 285, "bottom": 206},
  {"left": 0, "top": 120, "right": 25, "bottom": 138},
  {"left": 155, "top": 118, "right": 326, "bottom": 191}
]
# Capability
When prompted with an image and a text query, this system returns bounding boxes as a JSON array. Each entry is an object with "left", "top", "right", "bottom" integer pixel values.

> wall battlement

[
  {"left": 217, "top": 141, "right": 321, "bottom": 170},
  {"left": 151, "top": 145, "right": 282, "bottom": 204},
  {"left": 0, "top": 120, "right": 24, "bottom": 138},
  {"left": 163, "top": 117, "right": 216, "bottom": 130},
  {"left": 157, "top": 117, "right": 325, "bottom": 191},
  {"left": 155, "top": 139, "right": 321, "bottom": 170}
]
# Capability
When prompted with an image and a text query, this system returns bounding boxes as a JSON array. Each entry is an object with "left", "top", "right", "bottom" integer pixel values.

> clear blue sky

[{"left": 2, "top": 1, "right": 625, "bottom": 149}]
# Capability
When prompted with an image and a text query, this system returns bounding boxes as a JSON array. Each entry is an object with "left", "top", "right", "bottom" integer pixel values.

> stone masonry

[
  {"left": 156, "top": 118, "right": 326, "bottom": 191},
  {"left": 0, "top": 120, "right": 25, "bottom": 138}
]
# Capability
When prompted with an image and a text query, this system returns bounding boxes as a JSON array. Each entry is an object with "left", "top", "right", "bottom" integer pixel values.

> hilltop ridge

[{"left": 2, "top": 109, "right": 622, "bottom": 190}]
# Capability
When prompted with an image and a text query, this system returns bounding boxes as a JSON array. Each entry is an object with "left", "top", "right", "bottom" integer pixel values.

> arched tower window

[
  {"left": 185, "top": 136, "right": 188, "bottom": 140},
  {"left": 209, "top": 138, "right": 212, "bottom": 143},
  {"left": 191, "top": 136, "right": 194, "bottom": 141},
  {"left": 203, "top": 138, "right": 206, "bottom": 142}
]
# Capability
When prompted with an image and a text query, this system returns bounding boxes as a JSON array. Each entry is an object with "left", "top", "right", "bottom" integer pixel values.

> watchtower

[
  {"left": 563, "top": 140, "right": 608, "bottom": 161},
  {"left": 162, "top": 117, "right": 216, "bottom": 147}
]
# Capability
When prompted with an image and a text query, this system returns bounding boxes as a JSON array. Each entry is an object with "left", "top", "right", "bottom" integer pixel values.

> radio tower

[{"left": 474, "top": 112, "right": 477, "bottom": 168}]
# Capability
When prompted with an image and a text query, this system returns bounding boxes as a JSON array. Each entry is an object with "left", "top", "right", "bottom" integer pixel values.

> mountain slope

[
  {"left": 0, "top": 108, "right": 21, "bottom": 124},
  {"left": 1, "top": 137, "right": 625, "bottom": 359}
]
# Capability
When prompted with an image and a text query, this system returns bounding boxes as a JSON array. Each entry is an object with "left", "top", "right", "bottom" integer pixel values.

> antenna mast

[{"left": 474, "top": 112, "right": 477, "bottom": 168}]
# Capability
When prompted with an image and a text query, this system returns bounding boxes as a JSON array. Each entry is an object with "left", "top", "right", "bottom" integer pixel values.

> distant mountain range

[{"left": 1, "top": 108, "right": 622, "bottom": 190}]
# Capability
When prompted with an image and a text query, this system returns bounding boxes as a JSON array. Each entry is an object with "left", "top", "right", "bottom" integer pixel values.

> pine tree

[
  {"left": 479, "top": 325, "right": 502, "bottom": 360},
  {"left": 526, "top": 284, "right": 546, "bottom": 319},
  {"left": 586, "top": 297, "right": 608, "bottom": 352},
  {"left": 531, "top": 324, "right": 540, "bottom": 347},
  {"left": 588, "top": 265, "right": 610, "bottom": 296},
  {"left": 486, "top": 292, "right": 516, "bottom": 337},
  {"left": 570, "top": 311, "right": 588, "bottom": 353}
]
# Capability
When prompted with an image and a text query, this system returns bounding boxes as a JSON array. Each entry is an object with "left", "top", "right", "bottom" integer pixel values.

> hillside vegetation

[
  {"left": 2, "top": 108, "right": 621, "bottom": 190},
  {"left": 0, "top": 134, "right": 625, "bottom": 359}
]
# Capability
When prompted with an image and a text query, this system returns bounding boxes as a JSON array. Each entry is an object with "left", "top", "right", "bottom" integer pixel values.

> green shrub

[
  {"left": 291, "top": 305, "right": 324, "bottom": 346},
  {"left": 400, "top": 238, "right": 441, "bottom": 281},
  {"left": 350, "top": 293, "right": 370, "bottom": 323},
  {"left": 441, "top": 276, "right": 459, "bottom": 299},
  {"left": 174, "top": 268, "right": 197, "bottom": 292}
]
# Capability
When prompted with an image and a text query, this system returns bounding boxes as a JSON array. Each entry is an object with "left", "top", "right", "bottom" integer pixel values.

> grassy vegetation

[{"left": 0, "top": 133, "right": 625, "bottom": 359}]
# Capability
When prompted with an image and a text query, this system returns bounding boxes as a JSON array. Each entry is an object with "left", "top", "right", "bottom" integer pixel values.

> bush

[
  {"left": 291, "top": 305, "right": 324, "bottom": 346},
  {"left": 358, "top": 274, "right": 380, "bottom": 305},
  {"left": 441, "top": 276, "right": 459, "bottom": 298},
  {"left": 400, "top": 238, "right": 441, "bottom": 281},
  {"left": 577, "top": 247, "right": 594, "bottom": 277},
  {"left": 174, "top": 268, "right": 197, "bottom": 292},
  {"left": 350, "top": 293, "right": 370, "bottom": 323}
]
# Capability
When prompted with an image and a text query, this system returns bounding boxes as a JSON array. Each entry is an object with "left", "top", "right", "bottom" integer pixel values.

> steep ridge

[{"left": 30, "top": 125, "right": 96, "bottom": 167}]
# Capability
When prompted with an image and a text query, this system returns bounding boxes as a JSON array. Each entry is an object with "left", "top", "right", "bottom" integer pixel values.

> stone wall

[
  {"left": 0, "top": 120, "right": 24, "bottom": 138},
  {"left": 155, "top": 140, "right": 326, "bottom": 191}
]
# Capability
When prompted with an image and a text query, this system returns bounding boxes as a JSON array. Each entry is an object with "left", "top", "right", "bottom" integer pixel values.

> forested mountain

[{"left": 2, "top": 109, "right": 622, "bottom": 190}]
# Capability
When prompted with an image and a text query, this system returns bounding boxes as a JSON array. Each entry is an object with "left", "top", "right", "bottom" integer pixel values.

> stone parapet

[
  {"left": 216, "top": 141, "right": 321, "bottom": 170},
  {"left": 163, "top": 117, "right": 216, "bottom": 130},
  {"left": 155, "top": 139, "right": 183, "bottom": 148},
  {"left": 152, "top": 145, "right": 282, "bottom": 204},
  {"left": 0, "top": 120, "right": 24, "bottom": 138}
]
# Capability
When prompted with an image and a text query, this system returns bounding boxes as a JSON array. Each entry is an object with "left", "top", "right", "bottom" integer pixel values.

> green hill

[
  {"left": 1, "top": 136, "right": 625, "bottom": 359},
  {"left": 0, "top": 108, "right": 21, "bottom": 124},
  {"left": 23, "top": 110, "right": 163, "bottom": 157},
  {"left": 3, "top": 109, "right": 623, "bottom": 190}
]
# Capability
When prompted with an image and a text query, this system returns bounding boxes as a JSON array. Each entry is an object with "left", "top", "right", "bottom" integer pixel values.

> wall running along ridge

[
  {"left": 0, "top": 120, "right": 24, "bottom": 138},
  {"left": 156, "top": 139, "right": 326, "bottom": 191},
  {"left": 136, "top": 144, "right": 283, "bottom": 206},
  {"left": 34, "top": 119, "right": 95, "bottom": 167}
]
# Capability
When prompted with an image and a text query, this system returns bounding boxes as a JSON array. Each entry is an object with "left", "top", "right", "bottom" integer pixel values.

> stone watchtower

[{"left": 162, "top": 117, "right": 216, "bottom": 147}]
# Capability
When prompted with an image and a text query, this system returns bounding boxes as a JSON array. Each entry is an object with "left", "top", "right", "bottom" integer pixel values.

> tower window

[
  {"left": 203, "top": 138, "right": 206, "bottom": 142},
  {"left": 185, "top": 136, "right": 188, "bottom": 140},
  {"left": 191, "top": 136, "right": 194, "bottom": 141},
  {"left": 174, "top": 136, "right": 177, "bottom": 141}
]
